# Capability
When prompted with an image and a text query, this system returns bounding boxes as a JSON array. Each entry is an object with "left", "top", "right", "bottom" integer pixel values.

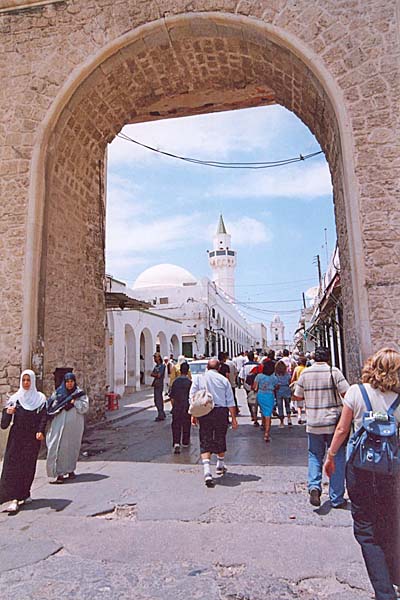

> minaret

[
  {"left": 270, "top": 315, "right": 285, "bottom": 350},
  {"left": 208, "top": 215, "right": 237, "bottom": 298}
]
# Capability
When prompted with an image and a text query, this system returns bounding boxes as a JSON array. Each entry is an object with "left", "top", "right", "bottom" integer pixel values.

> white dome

[{"left": 132, "top": 264, "right": 197, "bottom": 289}]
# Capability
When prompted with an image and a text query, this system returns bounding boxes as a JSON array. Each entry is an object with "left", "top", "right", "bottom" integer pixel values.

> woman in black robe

[{"left": 0, "top": 369, "right": 47, "bottom": 513}]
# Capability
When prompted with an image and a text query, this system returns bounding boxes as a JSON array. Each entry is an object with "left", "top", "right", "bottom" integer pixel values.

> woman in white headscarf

[{"left": 0, "top": 370, "right": 47, "bottom": 513}]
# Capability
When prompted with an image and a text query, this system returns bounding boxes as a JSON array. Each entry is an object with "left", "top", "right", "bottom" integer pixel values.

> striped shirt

[{"left": 294, "top": 362, "right": 349, "bottom": 434}]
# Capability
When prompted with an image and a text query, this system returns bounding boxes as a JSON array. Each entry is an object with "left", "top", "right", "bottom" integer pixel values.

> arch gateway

[{"left": 0, "top": 0, "right": 398, "bottom": 417}]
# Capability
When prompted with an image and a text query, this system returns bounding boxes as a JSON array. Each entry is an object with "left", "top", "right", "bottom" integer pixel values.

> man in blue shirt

[{"left": 190, "top": 358, "right": 238, "bottom": 487}]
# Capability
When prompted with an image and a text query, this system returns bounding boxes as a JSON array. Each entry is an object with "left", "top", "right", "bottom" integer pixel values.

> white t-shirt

[{"left": 343, "top": 383, "right": 400, "bottom": 431}]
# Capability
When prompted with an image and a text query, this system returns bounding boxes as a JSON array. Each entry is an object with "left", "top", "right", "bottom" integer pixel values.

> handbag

[{"left": 189, "top": 378, "right": 214, "bottom": 417}]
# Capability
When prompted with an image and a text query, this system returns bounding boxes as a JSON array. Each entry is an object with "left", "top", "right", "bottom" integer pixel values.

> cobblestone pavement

[{"left": 0, "top": 390, "right": 373, "bottom": 599}]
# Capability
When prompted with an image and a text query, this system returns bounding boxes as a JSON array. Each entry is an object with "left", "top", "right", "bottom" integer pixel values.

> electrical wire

[{"left": 117, "top": 132, "right": 323, "bottom": 170}]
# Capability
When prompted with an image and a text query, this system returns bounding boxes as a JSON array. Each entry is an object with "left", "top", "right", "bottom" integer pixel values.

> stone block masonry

[{"left": 0, "top": 1, "right": 398, "bottom": 417}]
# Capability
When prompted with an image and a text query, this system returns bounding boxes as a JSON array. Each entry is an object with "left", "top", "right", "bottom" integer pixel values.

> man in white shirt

[{"left": 190, "top": 358, "right": 238, "bottom": 487}]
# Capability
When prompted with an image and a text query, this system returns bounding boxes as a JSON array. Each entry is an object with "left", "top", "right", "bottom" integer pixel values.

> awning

[{"left": 105, "top": 292, "right": 151, "bottom": 310}]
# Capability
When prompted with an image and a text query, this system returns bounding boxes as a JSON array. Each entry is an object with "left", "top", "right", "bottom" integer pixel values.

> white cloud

[
  {"left": 211, "top": 161, "right": 332, "bottom": 200},
  {"left": 206, "top": 217, "right": 272, "bottom": 247},
  {"left": 108, "top": 105, "right": 289, "bottom": 168}
]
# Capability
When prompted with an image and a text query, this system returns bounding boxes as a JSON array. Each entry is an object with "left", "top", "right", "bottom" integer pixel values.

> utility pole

[{"left": 313, "top": 254, "right": 322, "bottom": 290}]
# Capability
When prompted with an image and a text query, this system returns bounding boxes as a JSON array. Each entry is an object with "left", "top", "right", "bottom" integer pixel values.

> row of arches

[{"left": 106, "top": 311, "right": 182, "bottom": 396}]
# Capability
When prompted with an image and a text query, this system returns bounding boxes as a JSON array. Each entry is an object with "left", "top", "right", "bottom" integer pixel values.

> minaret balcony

[{"left": 208, "top": 250, "right": 236, "bottom": 258}]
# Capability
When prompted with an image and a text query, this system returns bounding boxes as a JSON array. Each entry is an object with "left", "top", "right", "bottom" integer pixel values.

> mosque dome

[{"left": 132, "top": 264, "right": 197, "bottom": 289}]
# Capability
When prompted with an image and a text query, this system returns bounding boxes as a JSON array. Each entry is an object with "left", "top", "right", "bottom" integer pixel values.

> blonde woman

[{"left": 324, "top": 348, "right": 400, "bottom": 600}]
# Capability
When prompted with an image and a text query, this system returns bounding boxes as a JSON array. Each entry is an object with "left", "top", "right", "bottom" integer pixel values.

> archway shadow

[
  {"left": 214, "top": 472, "right": 261, "bottom": 487},
  {"left": 22, "top": 498, "right": 72, "bottom": 512}
]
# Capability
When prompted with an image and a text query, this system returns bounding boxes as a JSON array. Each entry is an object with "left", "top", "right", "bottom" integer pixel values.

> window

[
  {"left": 159, "top": 297, "right": 168, "bottom": 304},
  {"left": 212, "top": 308, "right": 216, "bottom": 318}
]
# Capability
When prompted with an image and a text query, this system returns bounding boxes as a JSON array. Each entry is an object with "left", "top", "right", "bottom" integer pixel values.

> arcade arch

[
  {"left": 17, "top": 10, "right": 381, "bottom": 409},
  {"left": 156, "top": 331, "right": 168, "bottom": 359},
  {"left": 170, "top": 335, "right": 180, "bottom": 359},
  {"left": 139, "top": 328, "right": 153, "bottom": 386},
  {"left": 124, "top": 324, "right": 136, "bottom": 390}
]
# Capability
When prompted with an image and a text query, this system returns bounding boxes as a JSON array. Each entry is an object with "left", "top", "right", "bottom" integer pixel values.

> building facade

[
  {"left": 0, "top": 2, "right": 398, "bottom": 415},
  {"left": 105, "top": 276, "right": 182, "bottom": 396}
]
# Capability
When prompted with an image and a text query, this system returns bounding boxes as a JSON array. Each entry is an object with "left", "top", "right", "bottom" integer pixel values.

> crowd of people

[
  {"left": 152, "top": 346, "right": 400, "bottom": 600},
  {"left": 1, "top": 346, "right": 399, "bottom": 599}
]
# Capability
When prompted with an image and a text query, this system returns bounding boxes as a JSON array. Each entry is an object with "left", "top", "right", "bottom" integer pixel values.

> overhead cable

[{"left": 117, "top": 132, "right": 323, "bottom": 170}]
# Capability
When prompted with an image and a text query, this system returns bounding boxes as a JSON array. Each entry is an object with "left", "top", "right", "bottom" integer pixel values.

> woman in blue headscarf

[{"left": 46, "top": 373, "right": 89, "bottom": 484}]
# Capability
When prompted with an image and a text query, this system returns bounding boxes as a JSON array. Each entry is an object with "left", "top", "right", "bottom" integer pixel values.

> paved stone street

[{"left": 0, "top": 389, "right": 373, "bottom": 599}]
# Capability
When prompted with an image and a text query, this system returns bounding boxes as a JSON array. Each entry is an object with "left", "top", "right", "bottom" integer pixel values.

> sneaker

[
  {"left": 309, "top": 488, "right": 321, "bottom": 507},
  {"left": 173, "top": 444, "right": 180, "bottom": 454},
  {"left": 204, "top": 474, "right": 214, "bottom": 487},
  {"left": 279, "top": 422, "right": 284, "bottom": 429},
  {"left": 253, "top": 421, "right": 260, "bottom": 427},
  {"left": 68, "top": 472, "right": 76, "bottom": 480},
  {"left": 287, "top": 420, "right": 293, "bottom": 427},
  {"left": 298, "top": 419, "right": 304, "bottom": 425},
  {"left": 331, "top": 499, "right": 348, "bottom": 509},
  {"left": 216, "top": 465, "right": 227, "bottom": 475},
  {"left": 6, "top": 500, "right": 19, "bottom": 513}
]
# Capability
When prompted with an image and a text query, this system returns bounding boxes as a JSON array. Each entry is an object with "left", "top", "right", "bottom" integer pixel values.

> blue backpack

[{"left": 348, "top": 384, "right": 400, "bottom": 475}]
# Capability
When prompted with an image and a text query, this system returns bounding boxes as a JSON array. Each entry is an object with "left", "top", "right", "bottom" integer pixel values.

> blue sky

[{"left": 106, "top": 105, "right": 336, "bottom": 339}]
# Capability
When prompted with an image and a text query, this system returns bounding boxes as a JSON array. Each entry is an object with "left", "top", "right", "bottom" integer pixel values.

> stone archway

[{"left": 1, "top": 4, "right": 398, "bottom": 412}]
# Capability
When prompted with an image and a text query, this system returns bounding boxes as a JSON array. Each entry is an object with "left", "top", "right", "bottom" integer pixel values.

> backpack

[
  {"left": 189, "top": 378, "right": 214, "bottom": 417},
  {"left": 245, "top": 371, "right": 257, "bottom": 389},
  {"left": 347, "top": 383, "right": 400, "bottom": 475}
]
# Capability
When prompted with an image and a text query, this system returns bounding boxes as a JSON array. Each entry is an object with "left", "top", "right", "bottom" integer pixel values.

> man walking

[
  {"left": 239, "top": 351, "right": 260, "bottom": 426},
  {"left": 151, "top": 352, "right": 166, "bottom": 421},
  {"left": 190, "top": 358, "right": 238, "bottom": 487},
  {"left": 293, "top": 346, "right": 349, "bottom": 508},
  {"left": 170, "top": 362, "right": 192, "bottom": 454},
  {"left": 226, "top": 354, "right": 239, "bottom": 415}
]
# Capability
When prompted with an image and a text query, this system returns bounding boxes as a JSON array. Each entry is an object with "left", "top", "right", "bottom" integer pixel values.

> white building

[
  {"left": 105, "top": 276, "right": 182, "bottom": 396},
  {"left": 249, "top": 322, "right": 268, "bottom": 354},
  {"left": 131, "top": 216, "right": 256, "bottom": 359},
  {"left": 269, "top": 314, "right": 288, "bottom": 353},
  {"left": 208, "top": 215, "right": 236, "bottom": 299},
  {"left": 106, "top": 216, "right": 266, "bottom": 395}
]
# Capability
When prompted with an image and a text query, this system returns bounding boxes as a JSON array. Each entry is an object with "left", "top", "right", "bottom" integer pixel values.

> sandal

[
  {"left": 50, "top": 475, "right": 65, "bottom": 484},
  {"left": 6, "top": 500, "right": 19, "bottom": 514}
]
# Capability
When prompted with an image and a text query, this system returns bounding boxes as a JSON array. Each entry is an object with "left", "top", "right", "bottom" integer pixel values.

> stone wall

[{"left": 0, "top": 1, "right": 398, "bottom": 412}]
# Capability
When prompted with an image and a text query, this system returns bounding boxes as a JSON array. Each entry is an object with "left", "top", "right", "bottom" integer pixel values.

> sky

[{"left": 106, "top": 104, "right": 336, "bottom": 340}]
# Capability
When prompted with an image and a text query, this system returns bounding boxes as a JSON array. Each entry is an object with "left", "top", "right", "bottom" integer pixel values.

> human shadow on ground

[
  {"left": 314, "top": 499, "right": 351, "bottom": 516},
  {"left": 213, "top": 472, "right": 261, "bottom": 487},
  {"left": 21, "top": 498, "right": 72, "bottom": 512},
  {"left": 63, "top": 473, "right": 109, "bottom": 483}
]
